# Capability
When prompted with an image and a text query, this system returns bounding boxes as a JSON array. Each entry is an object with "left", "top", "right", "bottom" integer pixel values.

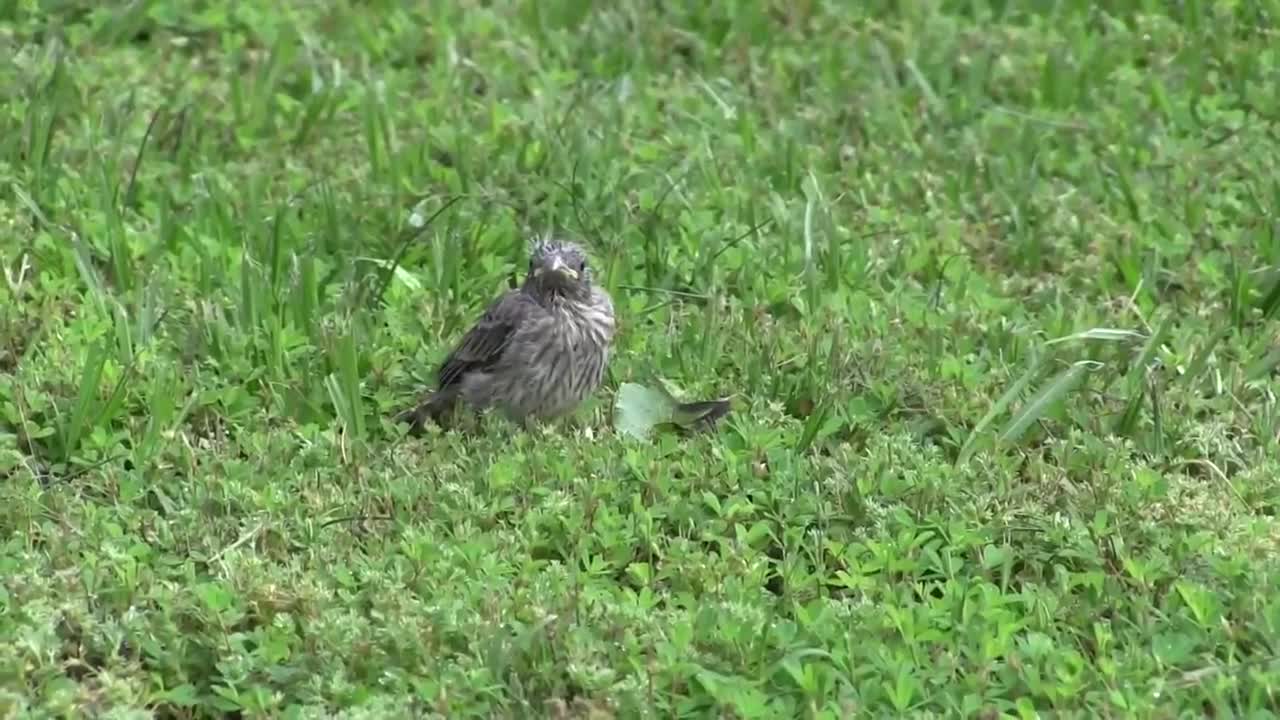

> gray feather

[
  {"left": 398, "top": 239, "right": 615, "bottom": 434},
  {"left": 436, "top": 290, "right": 539, "bottom": 389}
]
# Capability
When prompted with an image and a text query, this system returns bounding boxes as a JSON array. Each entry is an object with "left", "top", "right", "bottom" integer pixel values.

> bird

[{"left": 397, "top": 235, "right": 616, "bottom": 433}]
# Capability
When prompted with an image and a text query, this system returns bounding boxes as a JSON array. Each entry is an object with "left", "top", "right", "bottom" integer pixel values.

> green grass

[{"left": 2, "top": 0, "right": 1280, "bottom": 716}]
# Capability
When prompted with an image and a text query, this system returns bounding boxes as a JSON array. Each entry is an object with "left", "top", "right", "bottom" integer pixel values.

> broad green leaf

[{"left": 614, "top": 383, "right": 676, "bottom": 439}]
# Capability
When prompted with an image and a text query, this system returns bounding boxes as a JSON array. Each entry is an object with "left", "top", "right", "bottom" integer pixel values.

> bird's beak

[{"left": 544, "top": 255, "right": 579, "bottom": 281}]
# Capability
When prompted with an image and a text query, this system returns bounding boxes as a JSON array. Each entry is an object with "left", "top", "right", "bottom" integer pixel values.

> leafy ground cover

[{"left": 2, "top": 0, "right": 1279, "bottom": 716}]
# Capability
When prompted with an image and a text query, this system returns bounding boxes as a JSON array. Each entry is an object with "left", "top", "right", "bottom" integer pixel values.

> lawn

[{"left": 2, "top": 0, "right": 1279, "bottom": 717}]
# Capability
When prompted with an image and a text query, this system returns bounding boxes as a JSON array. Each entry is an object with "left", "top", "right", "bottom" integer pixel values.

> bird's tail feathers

[{"left": 395, "top": 387, "right": 460, "bottom": 435}]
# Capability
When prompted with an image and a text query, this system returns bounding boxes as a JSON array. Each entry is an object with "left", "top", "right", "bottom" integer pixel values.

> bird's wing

[{"left": 436, "top": 289, "right": 536, "bottom": 389}]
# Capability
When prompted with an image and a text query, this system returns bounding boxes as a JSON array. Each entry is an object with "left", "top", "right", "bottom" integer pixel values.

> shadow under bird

[{"left": 397, "top": 237, "right": 616, "bottom": 434}]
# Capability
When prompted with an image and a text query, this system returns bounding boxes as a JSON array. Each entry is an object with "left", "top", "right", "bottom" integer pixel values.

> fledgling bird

[{"left": 397, "top": 236, "right": 615, "bottom": 433}]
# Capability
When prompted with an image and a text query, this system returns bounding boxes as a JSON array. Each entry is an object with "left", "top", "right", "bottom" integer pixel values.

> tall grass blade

[
  {"left": 62, "top": 342, "right": 109, "bottom": 463},
  {"left": 997, "top": 361, "right": 1096, "bottom": 447},
  {"left": 1244, "top": 346, "right": 1280, "bottom": 383},
  {"left": 326, "top": 322, "right": 366, "bottom": 441},
  {"left": 1129, "top": 315, "right": 1172, "bottom": 384},
  {"left": 1148, "top": 376, "right": 1165, "bottom": 458},
  {"left": 957, "top": 349, "right": 1049, "bottom": 465},
  {"left": 1256, "top": 269, "right": 1280, "bottom": 320},
  {"left": 1046, "top": 328, "right": 1145, "bottom": 345},
  {"left": 367, "top": 195, "right": 462, "bottom": 309},
  {"left": 1182, "top": 325, "right": 1229, "bottom": 388}
]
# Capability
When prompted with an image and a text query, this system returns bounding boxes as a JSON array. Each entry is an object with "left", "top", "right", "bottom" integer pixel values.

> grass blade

[
  {"left": 1256, "top": 269, "right": 1280, "bottom": 320},
  {"left": 957, "top": 350, "right": 1049, "bottom": 465},
  {"left": 1244, "top": 346, "right": 1280, "bottom": 383},
  {"left": 1046, "top": 327, "right": 1146, "bottom": 345},
  {"left": 61, "top": 342, "right": 109, "bottom": 463},
  {"left": 1182, "top": 325, "right": 1230, "bottom": 388},
  {"left": 1129, "top": 315, "right": 1172, "bottom": 384},
  {"left": 326, "top": 321, "right": 366, "bottom": 444},
  {"left": 997, "top": 361, "right": 1096, "bottom": 447},
  {"left": 1148, "top": 375, "right": 1165, "bottom": 458}
]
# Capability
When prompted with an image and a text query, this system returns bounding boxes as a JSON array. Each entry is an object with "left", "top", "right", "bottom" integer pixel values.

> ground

[{"left": 2, "top": 1, "right": 1279, "bottom": 717}]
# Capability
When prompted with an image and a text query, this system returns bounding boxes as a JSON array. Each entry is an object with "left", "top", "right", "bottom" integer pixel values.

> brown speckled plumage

[{"left": 398, "top": 237, "right": 615, "bottom": 432}]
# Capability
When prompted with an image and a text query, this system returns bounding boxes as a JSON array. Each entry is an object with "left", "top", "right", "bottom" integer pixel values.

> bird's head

[{"left": 525, "top": 237, "right": 593, "bottom": 301}]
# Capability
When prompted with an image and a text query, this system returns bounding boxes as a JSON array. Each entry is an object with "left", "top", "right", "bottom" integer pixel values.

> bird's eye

[{"left": 577, "top": 259, "right": 587, "bottom": 271}]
